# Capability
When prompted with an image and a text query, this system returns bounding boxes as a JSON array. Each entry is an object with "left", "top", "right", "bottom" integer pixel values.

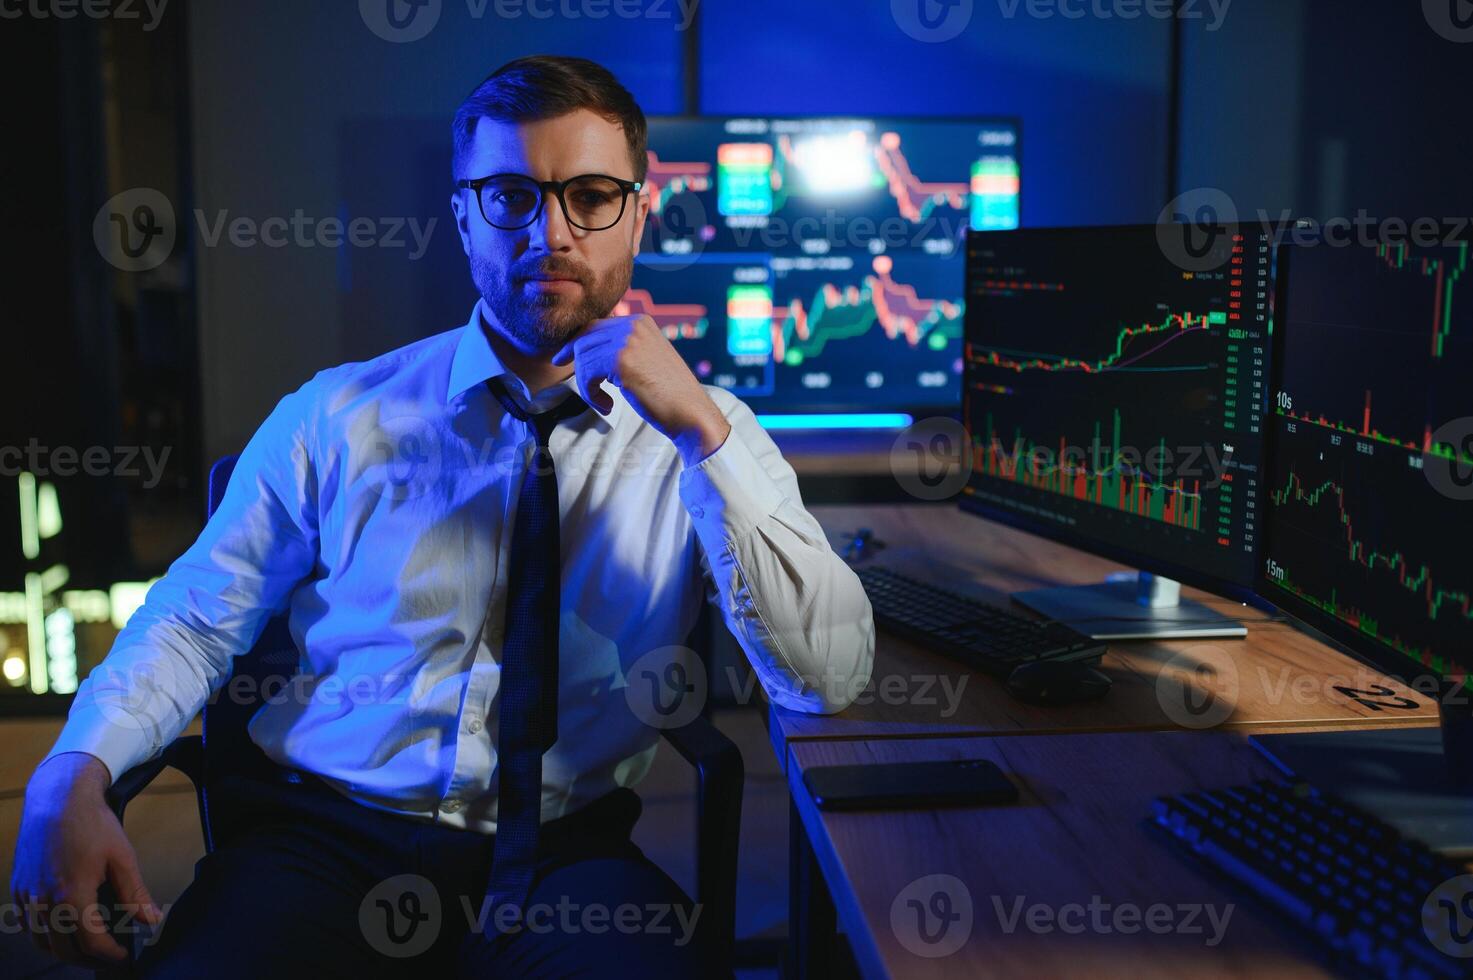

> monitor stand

[
  {"left": 1012, "top": 571, "right": 1247, "bottom": 640},
  {"left": 1252, "top": 689, "right": 1473, "bottom": 856}
]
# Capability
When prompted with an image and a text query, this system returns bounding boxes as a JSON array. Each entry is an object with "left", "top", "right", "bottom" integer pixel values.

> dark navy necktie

[{"left": 481, "top": 375, "right": 588, "bottom": 936}]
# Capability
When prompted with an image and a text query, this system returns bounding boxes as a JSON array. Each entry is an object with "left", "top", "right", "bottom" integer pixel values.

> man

[{"left": 12, "top": 55, "right": 874, "bottom": 976}]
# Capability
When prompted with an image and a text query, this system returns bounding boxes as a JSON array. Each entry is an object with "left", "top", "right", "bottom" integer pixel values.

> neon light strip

[
  {"left": 756, "top": 413, "right": 913, "bottom": 430},
  {"left": 24, "top": 573, "right": 47, "bottom": 694},
  {"left": 19, "top": 472, "right": 39, "bottom": 559}
]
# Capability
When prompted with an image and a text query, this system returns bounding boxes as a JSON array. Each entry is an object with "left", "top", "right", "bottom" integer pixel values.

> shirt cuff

[
  {"left": 678, "top": 427, "right": 787, "bottom": 543},
  {"left": 41, "top": 705, "right": 161, "bottom": 786}
]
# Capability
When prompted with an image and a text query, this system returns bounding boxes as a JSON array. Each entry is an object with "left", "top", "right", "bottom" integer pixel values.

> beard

[{"left": 471, "top": 245, "right": 633, "bottom": 352}]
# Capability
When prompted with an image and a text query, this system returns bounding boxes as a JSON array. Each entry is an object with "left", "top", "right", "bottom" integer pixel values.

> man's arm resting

[{"left": 680, "top": 399, "right": 876, "bottom": 714}]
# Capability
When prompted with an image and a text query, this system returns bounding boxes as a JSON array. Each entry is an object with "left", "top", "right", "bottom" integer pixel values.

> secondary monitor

[
  {"left": 960, "top": 223, "right": 1276, "bottom": 638},
  {"left": 625, "top": 116, "right": 1021, "bottom": 425},
  {"left": 1252, "top": 224, "right": 1473, "bottom": 851}
]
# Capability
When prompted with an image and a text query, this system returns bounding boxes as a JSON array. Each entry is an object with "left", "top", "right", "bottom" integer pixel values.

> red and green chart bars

[
  {"left": 1267, "top": 468, "right": 1473, "bottom": 676},
  {"left": 1376, "top": 239, "right": 1469, "bottom": 359},
  {"left": 975, "top": 409, "right": 1203, "bottom": 530},
  {"left": 1271, "top": 470, "right": 1473, "bottom": 625}
]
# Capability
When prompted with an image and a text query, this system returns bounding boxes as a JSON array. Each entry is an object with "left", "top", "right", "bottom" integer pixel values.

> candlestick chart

[
  {"left": 1261, "top": 229, "right": 1473, "bottom": 683},
  {"left": 962, "top": 225, "right": 1274, "bottom": 589}
]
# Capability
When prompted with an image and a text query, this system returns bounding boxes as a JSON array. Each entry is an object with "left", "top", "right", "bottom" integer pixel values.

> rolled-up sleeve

[
  {"left": 42, "top": 380, "right": 322, "bottom": 783},
  {"left": 679, "top": 391, "right": 875, "bottom": 714}
]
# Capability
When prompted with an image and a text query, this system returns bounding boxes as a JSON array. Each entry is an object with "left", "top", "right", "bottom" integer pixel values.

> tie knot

[{"left": 487, "top": 377, "right": 589, "bottom": 445}]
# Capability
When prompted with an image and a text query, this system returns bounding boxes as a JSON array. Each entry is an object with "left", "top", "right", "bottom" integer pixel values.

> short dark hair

[{"left": 452, "top": 55, "right": 648, "bottom": 184}]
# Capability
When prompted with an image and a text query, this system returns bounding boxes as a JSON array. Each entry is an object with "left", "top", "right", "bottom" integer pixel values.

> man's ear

[
  {"left": 629, "top": 189, "right": 650, "bottom": 258},
  {"left": 450, "top": 189, "right": 472, "bottom": 257}
]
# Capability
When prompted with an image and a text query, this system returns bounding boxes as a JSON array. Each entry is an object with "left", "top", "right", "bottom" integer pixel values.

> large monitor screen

[
  {"left": 960, "top": 224, "right": 1275, "bottom": 596},
  {"left": 626, "top": 116, "right": 1020, "bottom": 421},
  {"left": 1259, "top": 227, "right": 1473, "bottom": 685}
]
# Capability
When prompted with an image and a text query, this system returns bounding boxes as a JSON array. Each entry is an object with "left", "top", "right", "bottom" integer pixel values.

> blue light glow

[{"left": 755, "top": 413, "right": 913, "bottom": 430}]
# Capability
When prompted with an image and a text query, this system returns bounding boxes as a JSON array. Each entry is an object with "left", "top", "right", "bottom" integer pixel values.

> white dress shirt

[{"left": 46, "top": 300, "right": 875, "bottom": 833}]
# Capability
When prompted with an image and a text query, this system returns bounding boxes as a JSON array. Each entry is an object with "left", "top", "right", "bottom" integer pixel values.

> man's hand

[
  {"left": 551, "top": 314, "right": 732, "bottom": 466},
  {"left": 10, "top": 752, "right": 163, "bottom": 965}
]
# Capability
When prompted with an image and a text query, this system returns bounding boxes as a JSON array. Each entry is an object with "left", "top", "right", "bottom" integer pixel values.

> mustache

[{"left": 514, "top": 259, "right": 589, "bottom": 282}]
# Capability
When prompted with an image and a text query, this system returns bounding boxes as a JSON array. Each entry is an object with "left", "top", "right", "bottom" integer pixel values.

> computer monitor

[
  {"left": 625, "top": 116, "right": 1021, "bottom": 425},
  {"left": 1252, "top": 223, "right": 1473, "bottom": 852},
  {"left": 959, "top": 224, "right": 1277, "bottom": 638}
]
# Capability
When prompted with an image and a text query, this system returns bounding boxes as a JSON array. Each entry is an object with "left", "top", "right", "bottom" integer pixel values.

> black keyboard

[
  {"left": 1155, "top": 779, "right": 1473, "bottom": 978},
  {"left": 855, "top": 565, "right": 1105, "bottom": 677}
]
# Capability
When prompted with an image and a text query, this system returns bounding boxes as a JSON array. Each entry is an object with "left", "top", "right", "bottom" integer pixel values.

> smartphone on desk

[{"left": 803, "top": 759, "right": 1019, "bottom": 811}]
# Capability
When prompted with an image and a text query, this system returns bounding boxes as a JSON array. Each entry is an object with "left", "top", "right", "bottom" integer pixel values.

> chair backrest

[{"left": 201, "top": 454, "right": 298, "bottom": 850}]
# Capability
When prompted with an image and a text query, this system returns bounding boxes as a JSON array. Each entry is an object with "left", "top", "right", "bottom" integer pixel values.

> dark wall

[
  {"left": 1179, "top": 0, "right": 1473, "bottom": 223},
  {"left": 1292, "top": 0, "right": 1473, "bottom": 221}
]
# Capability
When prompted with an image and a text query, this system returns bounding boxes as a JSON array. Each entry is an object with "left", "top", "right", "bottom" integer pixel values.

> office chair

[{"left": 98, "top": 454, "right": 744, "bottom": 974}]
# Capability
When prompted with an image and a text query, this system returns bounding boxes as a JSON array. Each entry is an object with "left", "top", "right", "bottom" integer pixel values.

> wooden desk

[
  {"left": 768, "top": 505, "right": 1438, "bottom": 768},
  {"left": 785, "top": 731, "right": 1451, "bottom": 979},
  {"left": 772, "top": 504, "right": 1448, "bottom": 976}
]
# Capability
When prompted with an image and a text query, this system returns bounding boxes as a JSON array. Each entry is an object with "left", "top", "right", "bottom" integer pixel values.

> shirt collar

[{"left": 446, "top": 299, "right": 618, "bottom": 429}]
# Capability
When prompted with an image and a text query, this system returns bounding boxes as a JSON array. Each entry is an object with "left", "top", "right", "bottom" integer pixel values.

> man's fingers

[
  {"left": 107, "top": 847, "right": 163, "bottom": 925},
  {"left": 553, "top": 331, "right": 615, "bottom": 367},
  {"left": 573, "top": 353, "right": 617, "bottom": 416},
  {"left": 13, "top": 886, "right": 44, "bottom": 949},
  {"left": 23, "top": 897, "right": 52, "bottom": 952},
  {"left": 39, "top": 899, "right": 84, "bottom": 964},
  {"left": 549, "top": 335, "right": 600, "bottom": 366},
  {"left": 42, "top": 892, "right": 128, "bottom": 966},
  {"left": 550, "top": 328, "right": 624, "bottom": 414},
  {"left": 551, "top": 317, "right": 619, "bottom": 366},
  {"left": 76, "top": 900, "right": 129, "bottom": 963},
  {"left": 576, "top": 375, "right": 616, "bottom": 416},
  {"left": 17, "top": 889, "right": 58, "bottom": 954}
]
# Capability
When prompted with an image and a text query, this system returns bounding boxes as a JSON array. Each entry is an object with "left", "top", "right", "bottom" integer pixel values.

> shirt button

[
  {"left": 440, "top": 799, "right": 463, "bottom": 813},
  {"left": 467, "top": 720, "right": 483, "bottom": 734},
  {"left": 690, "top": 505, "right": 705, "bottom": 519}
]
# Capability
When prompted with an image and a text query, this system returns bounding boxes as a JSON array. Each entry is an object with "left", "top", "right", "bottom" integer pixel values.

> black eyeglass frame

[{"left": 454, "top": 172, "right": 644, "bottom": 231}]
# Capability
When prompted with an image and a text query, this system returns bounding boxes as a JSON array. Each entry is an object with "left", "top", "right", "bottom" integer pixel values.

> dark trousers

[{"left": 133, "top": 770, "right": 708, "bottom": 978}]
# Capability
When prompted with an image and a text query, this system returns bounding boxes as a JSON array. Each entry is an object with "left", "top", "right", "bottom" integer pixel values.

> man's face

[{"left": 451, "top": 109, "right": 649, "bottom": 353}]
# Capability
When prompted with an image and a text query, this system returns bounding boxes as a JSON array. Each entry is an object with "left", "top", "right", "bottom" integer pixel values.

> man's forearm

[
  {"left": 714, "top": 525, "right": 876, "bottom": 713},
  {"left": 679, "top": 426, "right": 875, "bottom": 713}
]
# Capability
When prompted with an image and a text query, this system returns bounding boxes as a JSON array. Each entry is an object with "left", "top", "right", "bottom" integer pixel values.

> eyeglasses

[{"left": 455, "top": 172, "right": 643, "bottom": 231}]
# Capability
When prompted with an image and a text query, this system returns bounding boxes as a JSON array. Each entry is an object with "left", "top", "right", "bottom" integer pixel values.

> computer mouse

[{"left": 1006, "top": 660, "right": 1113, "bottom": 705}]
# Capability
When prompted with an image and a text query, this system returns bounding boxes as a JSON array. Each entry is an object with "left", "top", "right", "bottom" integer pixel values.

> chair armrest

[
  {"left": 104, "top": 736, "right": 204, "bottom": 823},
  {"left": 660, "top": 715, "right": 744, "bottom": 971},
  {"left": 660, "top": 712, "right": 741, "bottom": 769},
  {"left": 95, "top": 737, "right": 206, "bottom": 974}
]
